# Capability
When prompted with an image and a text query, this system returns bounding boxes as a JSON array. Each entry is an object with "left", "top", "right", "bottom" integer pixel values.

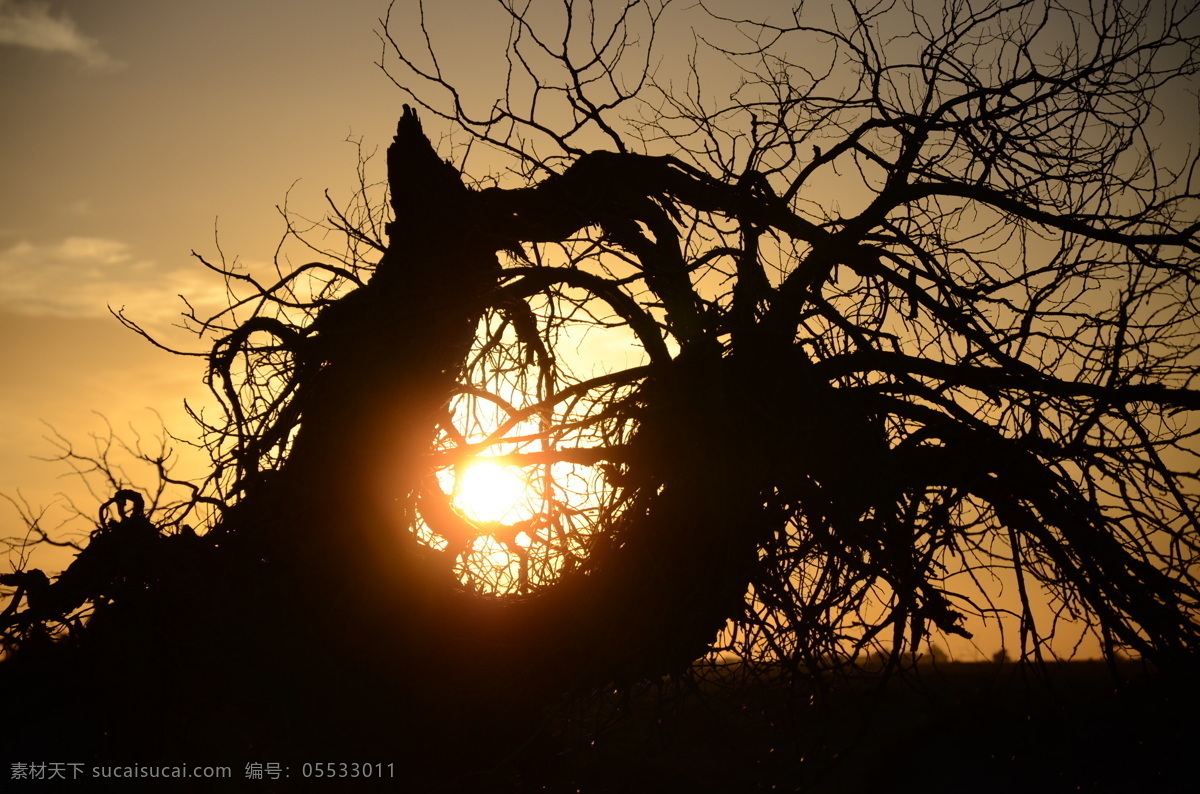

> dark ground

[
  {"left": 520, "top": 658, "right": 1198, "bottom": 794},
  {"left": 3, "top": 657, "right": 1195, "bottom": 792}
]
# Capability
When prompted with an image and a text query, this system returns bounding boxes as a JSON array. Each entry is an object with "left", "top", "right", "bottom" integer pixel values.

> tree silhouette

[{"left": 3, "top": 0, "right": 1200, "bottom": 775}]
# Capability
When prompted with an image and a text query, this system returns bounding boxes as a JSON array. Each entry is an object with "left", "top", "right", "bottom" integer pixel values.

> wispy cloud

[
  {"left": 0, "top": 237, "right": 226, "bottom": 326},
  {"left": 0, "top": 0, "right": 121, "bottom": 70}
]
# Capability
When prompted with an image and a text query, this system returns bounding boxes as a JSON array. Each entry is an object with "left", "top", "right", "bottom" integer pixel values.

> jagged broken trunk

[{"left": 225, "top": 108, "right": 789, "bottom": 703}]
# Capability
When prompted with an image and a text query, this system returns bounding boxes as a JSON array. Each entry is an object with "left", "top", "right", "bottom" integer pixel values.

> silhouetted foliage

[{"left": 3, "top": 0, "right": 1200, "bottom": 783}]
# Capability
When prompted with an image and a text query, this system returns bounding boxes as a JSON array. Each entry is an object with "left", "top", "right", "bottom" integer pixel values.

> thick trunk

[{"left": 231, "top": 109, "right": 788, "bottom": 704}]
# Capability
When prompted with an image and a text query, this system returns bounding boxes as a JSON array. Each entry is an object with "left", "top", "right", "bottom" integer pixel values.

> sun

[{"left": 453, "top": 459, "right": 529, "bottom": 524}]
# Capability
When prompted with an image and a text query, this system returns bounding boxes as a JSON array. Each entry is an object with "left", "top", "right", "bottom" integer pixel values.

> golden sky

[
  {"left": 2, "top": 0, "right": 1185, "bottom": 661},
  {"left": 0, "top": 0, "right": 614, "bottom": 553},
  {"left": 0, "top": 0, "right": 414, "bottom": 566},
  {"left": 0, "top": 0, "right": 718, "bottom": 570}
]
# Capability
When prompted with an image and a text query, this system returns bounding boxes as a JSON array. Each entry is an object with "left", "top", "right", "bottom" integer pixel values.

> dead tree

[{"left": 4, "top": 2, "right": 1200, "bottom": 760}]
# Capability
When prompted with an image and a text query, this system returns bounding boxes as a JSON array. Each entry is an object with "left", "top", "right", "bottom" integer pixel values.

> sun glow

[
  {"left": 453, "top": 460, "right": 529, "bottom": 523},
  {"left": 407, "top": 297, "right": 649, "bottom": 596}
]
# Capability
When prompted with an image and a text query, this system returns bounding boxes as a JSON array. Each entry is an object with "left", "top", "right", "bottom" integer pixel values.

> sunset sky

[
  {"left": 2, "top": 0, "right": 1189, "bottom": 663},
  {"left": 0, "top": 0, "right": 736, "bottom": 570},
  {"left": 1, "top": 0, "right": 418, "bottom": 566},
  {"left": 1, "top": 0, "right": 670, "bottom": 564}
]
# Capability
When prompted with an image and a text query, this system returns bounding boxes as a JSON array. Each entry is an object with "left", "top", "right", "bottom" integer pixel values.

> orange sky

[
  {"left": 0, "top": 0, "right": 413, "bottom": 568},
  {"left": 0, "top": 0, "right": 616, "bottom": 565},
  {"left": 2, "top": 0, "right": 1188, "bottom": 661}
]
